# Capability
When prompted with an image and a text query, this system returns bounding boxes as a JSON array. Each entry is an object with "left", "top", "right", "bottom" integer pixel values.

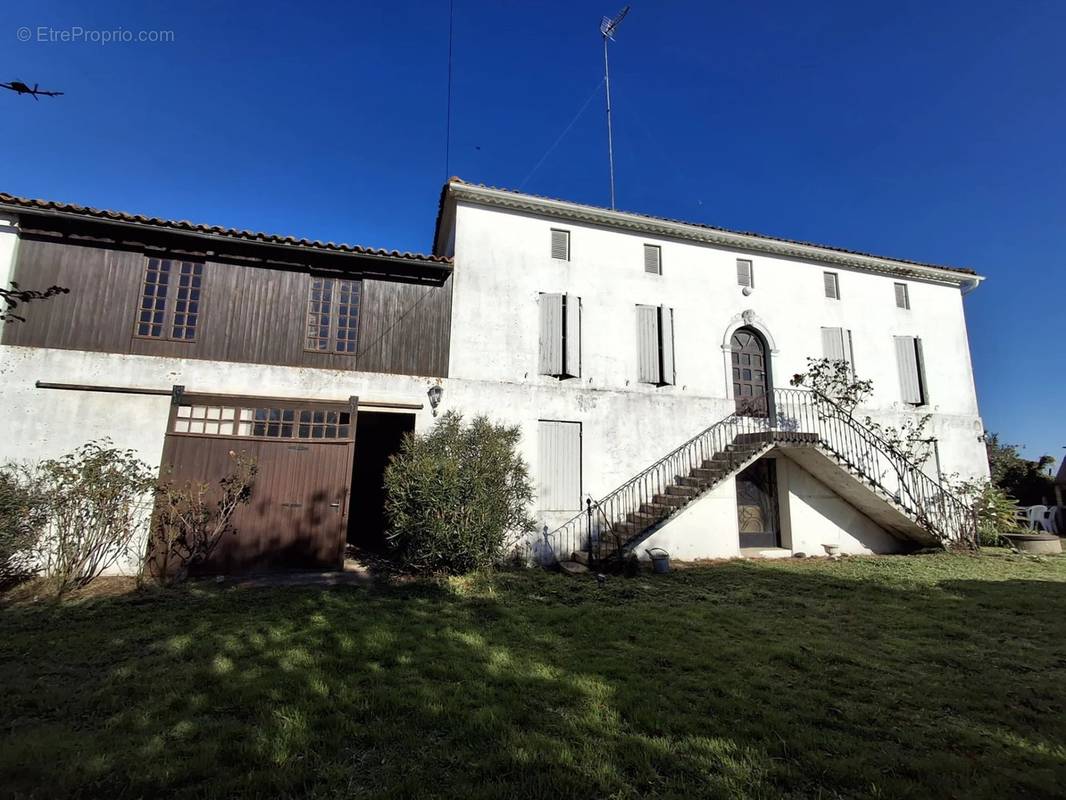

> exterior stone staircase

[
  {"left": 550, "top": 389, "right": 974, "bottom": 572},
  {"left": 568, "top": 432, "right": 815, "bottom": 568}
]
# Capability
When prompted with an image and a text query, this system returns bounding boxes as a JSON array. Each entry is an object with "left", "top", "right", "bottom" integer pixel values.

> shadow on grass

[{"left": 1, "top": 557, "right": 1065, "bottom": 798}]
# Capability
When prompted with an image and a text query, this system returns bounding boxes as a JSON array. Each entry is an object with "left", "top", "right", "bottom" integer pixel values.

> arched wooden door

[{"left": 731, "top": 328, "right": 770, "bottom": 416}]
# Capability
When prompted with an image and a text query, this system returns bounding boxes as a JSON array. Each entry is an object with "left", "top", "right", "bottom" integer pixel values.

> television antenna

[{"left": 600, "top": 5, "right": 630, "bottom": 209}]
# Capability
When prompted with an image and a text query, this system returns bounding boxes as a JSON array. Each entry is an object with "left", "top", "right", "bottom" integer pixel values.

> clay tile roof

[
  {"left": 444, "top": 178, "right": 977, "bottom": 276},
  {"left": 0, "top": 193, "right": 452, "bottom": 266}
]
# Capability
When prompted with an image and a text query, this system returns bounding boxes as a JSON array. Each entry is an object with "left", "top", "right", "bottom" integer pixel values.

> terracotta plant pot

[{"left": 1001, "top": 533, "right": 1062, "bottom": 555}]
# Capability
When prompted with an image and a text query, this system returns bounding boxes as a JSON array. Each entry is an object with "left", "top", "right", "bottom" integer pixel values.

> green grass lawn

[{"left": 2, "top": 553, "right": 1065, "bottom": 799}]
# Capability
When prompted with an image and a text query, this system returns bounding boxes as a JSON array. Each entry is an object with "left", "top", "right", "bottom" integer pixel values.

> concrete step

[
  {"left": 666, "top": 484, "right": 700, "bottom": 497},
  {"left": 654, "top": 493, "right": 688, "bottom": 507},
  {"left": 677, "top": 475, "right": 710, "bottom": 489},
  {"left": 639, "top": 502, "right": 673, "bottom": 518},
  {"left": 690, "top": 467, "right": 724, "bottom": 482},
  {"left": 626, "top": 511, "right": 659, "bottom": 527}
]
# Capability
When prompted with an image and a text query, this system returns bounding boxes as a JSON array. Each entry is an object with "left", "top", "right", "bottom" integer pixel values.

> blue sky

[{"left": 3, "top": 0, "right": 1064, "bottom": 468}]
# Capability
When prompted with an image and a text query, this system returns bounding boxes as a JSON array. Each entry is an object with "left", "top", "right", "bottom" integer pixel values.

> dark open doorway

[
  {"left": 347, "top": 411, "right": 415, "bottom": 553},
  {"left": 736, "top": 458, "right": 781, "bottom": 549}
]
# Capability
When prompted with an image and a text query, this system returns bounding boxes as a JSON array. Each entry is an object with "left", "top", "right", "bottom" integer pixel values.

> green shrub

[
  {"left": 383, "top": 411, "right": 536, "bottom": 574},
  {"left": 37, "top": 441, "right": 155, "bottom": 595},
  {"left": 0, "top": 465, "right": 49, "bottom": 589}
]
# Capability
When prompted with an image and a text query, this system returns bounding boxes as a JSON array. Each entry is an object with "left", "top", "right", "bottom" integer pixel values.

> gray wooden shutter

[
  {"left": 643, "top": 244, "right": 661, "bottom": 275},
  {"left": 824, "top": 272, "right": 839, "bottom": 299},
  {"left": 845, "top": 329, "right": 856, "bottom": 375},
  {"left": 636, "top": 305, "right": 661, "bottom": 384},
  {"left": 821, "top": 327, "right": 845, "bottom": 361},
  {"left": 894, "top": 283, "right": 910, "bottom": 309},
  {"left": 539, "top": 293, "right": 563, "bottom": 375},
  {"left": 550, "top": 229, "right": 569, "bottom": 261},
  {"left": 736, "top": 259, "right": 753, "bottom": 287},
  {"left": 894, "top": 335, "right": 923, "bottom": 404},
  {"left": 659, "top": 306, "right": 675, "bottom": 385},
  {"left": 564, "top": 294, "right": 581, "bottom": 378},
  {"left": 538, "top": 420, "right": 581, "bottom": 510},
  {"left": 913, "top": 337, "right": 928, "bottom": 404}
]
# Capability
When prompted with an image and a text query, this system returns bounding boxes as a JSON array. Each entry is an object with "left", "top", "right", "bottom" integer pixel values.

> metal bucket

[{"left": 645, "top": 547, "right": 670, "bottom": 574}]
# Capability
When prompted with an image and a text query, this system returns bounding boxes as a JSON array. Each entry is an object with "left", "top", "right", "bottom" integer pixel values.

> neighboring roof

[
  {"left": 437, "top": 178, "right": 981, "bottom": 282},
  {"left": 0, "top": 192, "right": 452, "bottom": 266}
]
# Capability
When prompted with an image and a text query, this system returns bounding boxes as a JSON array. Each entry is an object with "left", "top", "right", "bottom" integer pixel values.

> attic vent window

[
  {"left": 894, "top": 282, "right": 910, "bottom": 309},
  {"left": 736, "top": 259, "right": 753, "bottom": 289},
  {"left": 643, "top": 244, "right": 662, "bottom": 275},
  {"left": 823, "top": 271, "right": 840, "bottom": 300},
  {"left": 550, "top": 229, "right": 570, "bottom": 261}
]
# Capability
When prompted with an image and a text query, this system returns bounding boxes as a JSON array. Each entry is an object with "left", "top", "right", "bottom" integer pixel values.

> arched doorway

[{"left": 730, "top": 327, "right": 771, "bottom": 416}]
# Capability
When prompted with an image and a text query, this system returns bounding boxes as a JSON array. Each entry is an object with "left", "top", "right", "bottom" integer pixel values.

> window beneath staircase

[{"left": 736, "top": 459, "right": 780, "bottom": 549}]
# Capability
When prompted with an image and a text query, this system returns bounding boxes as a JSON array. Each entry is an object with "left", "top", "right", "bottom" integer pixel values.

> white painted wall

[
  {"left": 636, "top": 477, "right": 741, "bottom": 560},
  {"left": 776, "top": 457, "right": 908, "bottom": 556},
  {"left": 446, "top": 201, "right": 988, "bottom": 490}
]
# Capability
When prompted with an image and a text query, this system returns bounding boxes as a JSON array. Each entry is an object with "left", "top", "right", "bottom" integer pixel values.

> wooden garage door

[{"left": 158, "top": 392, "right": 357, "bottom": 574}]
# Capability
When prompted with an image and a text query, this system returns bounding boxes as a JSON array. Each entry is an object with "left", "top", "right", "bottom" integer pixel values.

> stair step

[
  {"left": 654, "top": 493, "right": 688, "bottom": 507},
  {"left": 666, "top": 484, "right": 700, "bottom": 497},
  {"left": 690, "top": 467, "right": 723, "bottom": 481},
  {"left": 677, "top": 475, "right": 712, "bottom": 488},
  {"left": 626, "top": 511, "right": 659, "bottom": 527},
  {"left": 612, "top": 521, "right": 641, "bottom": 537},
  {"left": 639, "top": 502, "right": 673, "bottom": 517}
]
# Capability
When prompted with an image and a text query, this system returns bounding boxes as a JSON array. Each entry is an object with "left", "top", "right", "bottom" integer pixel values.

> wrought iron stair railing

[{"left": 547, "top": 387, "right": 975, "bottom": 565}]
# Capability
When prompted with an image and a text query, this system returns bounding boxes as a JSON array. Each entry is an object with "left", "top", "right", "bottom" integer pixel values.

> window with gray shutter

[
  {"left": 821, "top": 327, "right": 855, "bottom": 375},
  {"left": 538, "top": 420, "right": 581, "bottom": 510},
  {"left": 636, "top": 304, "right": 676, "bottom": 385},
  {"left": 550, "top": 229, "right": 570, "bottom": 261},
  {"left": 824, "top": 272, "right": 840, "bottom": 299},
  {"left": 894, "top": 335, "right": 927, "bottom": 405},
  {"left": 737, "top": 259, "right": 753, "bottom": 288},
  {"left": 643, "top": 244, "right": 662, "bottom": 275},
  {"left": 894, "top": 282, "right": 910, "bottom": 309},
  {"left": 539, "top": 293, "right": 580, "bottom": 378}
]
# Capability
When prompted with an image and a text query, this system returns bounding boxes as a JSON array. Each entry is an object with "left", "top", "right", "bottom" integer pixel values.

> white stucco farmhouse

[{"left": 0, "top": 179, "right": 988, "bottom": 573}]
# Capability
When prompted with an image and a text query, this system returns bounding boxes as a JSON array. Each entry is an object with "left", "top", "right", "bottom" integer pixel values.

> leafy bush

[
  {"left": 384, "top": 411, "right": 536, "bottom": 574},
  {"left": 147, "top": 451, "right": 257, "bottom": 584},
  {"left": 37, "top": 441, "right": 155, "bottom": 596},
  {"left": 0, "top": 465, "right": 49, "bottom": 589},
  {"left": 944, "top": 476, "right": 1026, "bottom": 547}
]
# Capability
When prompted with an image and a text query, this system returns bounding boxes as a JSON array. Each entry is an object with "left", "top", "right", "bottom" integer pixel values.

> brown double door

[
  {"left": 156, "top": 393, "right": 357, "bottom": 574},
  {"left": 731, "top": 328, "right": 770, "bottom": 416}
]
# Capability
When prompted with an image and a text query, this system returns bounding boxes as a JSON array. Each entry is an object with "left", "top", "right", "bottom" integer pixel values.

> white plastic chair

[
  {"left": 1026, "top": 505, "right": 1049, "bottom": 531},
  {"left": 1042, "top": 507, "right": 1060, "bottom": 535}
]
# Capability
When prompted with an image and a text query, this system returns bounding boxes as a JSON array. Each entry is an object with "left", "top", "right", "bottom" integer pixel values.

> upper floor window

[
  {"left": 823, "top": 271, "right": 840, "bottom": 299},
  {"left": 305, "top": 277, "right": 360, "bottom": 353},
  {"left": 894, "top": 282, "right": 910, "bottom": 310},
  {"left": 550, "top": 229, "right": 570, "bottom": 261},
  {"left": 643, "top": 244, "right": 662, "bottom": 275},
  {"left": 135, "top": 257, "right": 203, "bottom": 340},
  {"left": 538, "top": 292, "right": 581, "bottom": 378},
  {"left": 636, "top": 304, "right": 676, "bottom": 386},
  {"left": 821, "top": 327, "right": 855, "bottom": 375},
  {"left": 736, "top": 258, "right": 753, "bottom": 288},
  {"left": 894, "top": 335, "right": 927, "bottom": 405}
]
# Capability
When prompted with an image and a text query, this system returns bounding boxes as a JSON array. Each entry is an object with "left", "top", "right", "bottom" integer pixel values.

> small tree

[
  {"left": 147, "top": 451, "right": 257, "bottom": 584},
  {"left": 0, "top": 465, "right": 50, "bottom": 589},
  {"left": 790, "top": 357, "right": 934, "bottom": 467},
  {"left": 37, "top": 441, "right": 155, "bottom": 596},
  {"left": 384, "top": 411, "right": 536, "bottom": 574}
]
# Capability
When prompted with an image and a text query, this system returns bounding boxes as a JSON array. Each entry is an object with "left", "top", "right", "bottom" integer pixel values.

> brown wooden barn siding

[{"left": 3, "top": 238, "right": 452, "bottom": 377}]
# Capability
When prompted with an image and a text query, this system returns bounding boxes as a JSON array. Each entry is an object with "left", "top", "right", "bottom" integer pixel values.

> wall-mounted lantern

[{"left": 427, "top": 384, "right": 443, "bottom": 416}]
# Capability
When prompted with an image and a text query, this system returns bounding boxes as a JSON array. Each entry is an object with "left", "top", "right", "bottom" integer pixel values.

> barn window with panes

[
  {"left": 135, "top": 258, "right": 203, "bottom": 340},
  {"left": 172, "top": 404, "right": 351, "bottom": 440},
  {"left": 305, "top": 277, "right": 361, "bottom": 353}
]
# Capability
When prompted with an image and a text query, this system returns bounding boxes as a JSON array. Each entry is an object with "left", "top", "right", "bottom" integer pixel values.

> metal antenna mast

[{"left": 600, "top": 5, "right": 630, "bottom": 210}]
